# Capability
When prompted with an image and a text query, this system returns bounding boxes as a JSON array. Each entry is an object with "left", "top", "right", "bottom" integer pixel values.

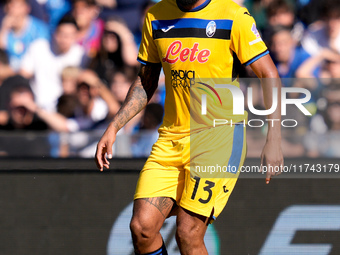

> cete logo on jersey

[
  {"left": 162, "top": 41, "right": 211, "bottom": 64},
  {"left": 171, "top": 70, "right": 195, "bottom": 88},
  {"left": 206, "top": 21, "right": 216, "bottom": 37}
]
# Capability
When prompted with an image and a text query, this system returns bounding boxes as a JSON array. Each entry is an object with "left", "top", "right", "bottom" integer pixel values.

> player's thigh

[{"left": 134, "top": 137, "right": 186, "bottom": 203}]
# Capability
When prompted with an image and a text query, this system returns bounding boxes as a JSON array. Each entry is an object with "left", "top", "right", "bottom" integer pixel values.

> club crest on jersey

[
  {"left": 206, "top": 21, "right": 216, "bottom": 37},
  {"left": 162, "top": 41, "right": 211, "bottom": 64}
]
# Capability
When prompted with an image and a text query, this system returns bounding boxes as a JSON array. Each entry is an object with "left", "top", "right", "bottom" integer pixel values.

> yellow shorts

[{"left": 134, "top": 124, "right": 246, "bottom": 219}]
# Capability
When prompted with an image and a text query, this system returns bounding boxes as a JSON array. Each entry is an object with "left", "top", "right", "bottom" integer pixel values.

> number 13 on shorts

[
  {"left": 191, "top": 176, "right": 216, "bottom": 204},
  {"left": 179, "top": 172, "right": 238, "bottom": 219}
]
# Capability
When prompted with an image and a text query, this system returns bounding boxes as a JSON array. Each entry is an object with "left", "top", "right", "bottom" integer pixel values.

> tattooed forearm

[
  {"left": 111, "top": 78, "right": 147, "bottom": 131},
  {"left": 110, "top": 64, "right": 161, "bottom": 131},
  {"left": 141, "top": 197, "right": 174, "bottom": 218}
]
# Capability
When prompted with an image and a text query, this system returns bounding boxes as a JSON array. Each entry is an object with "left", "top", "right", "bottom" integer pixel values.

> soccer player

[{"left": 95, "top": 0, "right": 284, "bottom": 254}]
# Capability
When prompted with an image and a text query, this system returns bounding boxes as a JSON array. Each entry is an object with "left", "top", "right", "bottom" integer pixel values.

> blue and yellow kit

[{"left": 135, "top": 0, "right": 268, "bottom": 219}]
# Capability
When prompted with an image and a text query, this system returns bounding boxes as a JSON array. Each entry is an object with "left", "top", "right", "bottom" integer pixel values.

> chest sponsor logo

[
  {"left": 171, "top": 70, "right": 195, "bottom": 88},
  {"left": 162, "top": 41, "right": 210, "bottom": 64}
]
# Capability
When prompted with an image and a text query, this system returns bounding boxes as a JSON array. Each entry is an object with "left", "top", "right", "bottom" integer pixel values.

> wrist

[
  {"left": 266, "top": 133, "right": 282, "bottom": 142},
  {"left": 266, "top": 137, "right": 282, "bottom": 143},
  {"left": 266, "top": 129, "right": 281, "bottom": 141},
  {"left": 109, "top": 122, "right": 120, "bottom": 133}
]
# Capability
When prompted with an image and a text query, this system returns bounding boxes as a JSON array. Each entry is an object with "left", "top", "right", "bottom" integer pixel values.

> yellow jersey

[{"left": 138, "top": 0, "right": 268, "bottom": 138}]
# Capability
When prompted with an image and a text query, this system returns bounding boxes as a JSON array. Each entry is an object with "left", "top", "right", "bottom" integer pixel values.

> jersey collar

[{"left": 176, "top": 0, "right": 211, "bottom": 12}]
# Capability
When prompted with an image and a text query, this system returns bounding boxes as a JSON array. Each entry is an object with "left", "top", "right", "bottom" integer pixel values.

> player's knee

[
  {"left": 175, "top": 220, "right": 204, "bottom": 246},
  {"left": 130, "top": 214, "right": 158, "bottom": 242}
]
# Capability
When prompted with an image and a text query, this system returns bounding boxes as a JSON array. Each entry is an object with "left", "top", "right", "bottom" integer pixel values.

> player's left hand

[{"left": 260, "top": 140, "right": 284, "bottom": 184}]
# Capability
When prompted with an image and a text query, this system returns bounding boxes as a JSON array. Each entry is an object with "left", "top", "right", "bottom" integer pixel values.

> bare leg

[
  {"left": 175, "top": 207, "right": 209, "bottom": 255},
  {"left": 130, "top": 197, "right": 174, "bottom": 254}
]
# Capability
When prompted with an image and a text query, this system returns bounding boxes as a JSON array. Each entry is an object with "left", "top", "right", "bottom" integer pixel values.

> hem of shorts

[
  {"left": 134, "top": 193, "right": 177, "bottom": 202},
  {"left": 134, "top": 195, "right": 215, "bottom": 218},
  {"left": 179, "top": 201, "right": 214, "bottom": 218}
]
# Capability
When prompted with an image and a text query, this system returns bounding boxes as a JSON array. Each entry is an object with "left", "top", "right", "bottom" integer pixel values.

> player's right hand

[
  {"left": 95, "top": 124, "right": 117, "bottom": 171},
  {"left": 260, "top": 139, "right": 284, "bottom": 184}
]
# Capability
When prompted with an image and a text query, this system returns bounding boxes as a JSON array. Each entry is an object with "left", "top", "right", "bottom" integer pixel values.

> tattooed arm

[{"left": 95, "top": 64, "right": 162, "bottom": 170}]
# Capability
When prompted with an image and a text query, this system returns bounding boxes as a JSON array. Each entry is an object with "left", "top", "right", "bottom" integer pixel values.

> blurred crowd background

[{"left": 0, "top": 0, "right": 339, "bottom": 158}]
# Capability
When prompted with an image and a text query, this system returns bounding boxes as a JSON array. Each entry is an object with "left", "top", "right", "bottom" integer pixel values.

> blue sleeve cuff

[
  {"left": 244, "top": 50, "right": 269, "bottom": 66},
  {"left": 137, "top": 57, "right": 161, "bottom": 66}
]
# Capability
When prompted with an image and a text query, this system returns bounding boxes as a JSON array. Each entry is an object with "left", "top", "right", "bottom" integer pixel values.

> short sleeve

[
  {"left": 230, "top": 8, "right": 269, "bottom": 66},
  {"left": 137, "top": 12, "right": 160, "bottom": 65}
]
